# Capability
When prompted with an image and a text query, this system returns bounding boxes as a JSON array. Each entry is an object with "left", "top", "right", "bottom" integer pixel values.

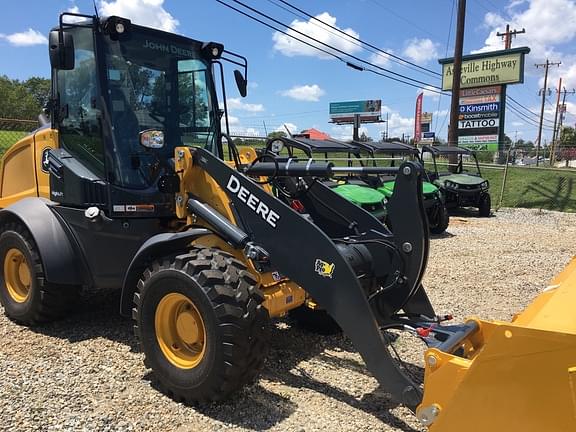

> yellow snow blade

[{"left": 417, "top": 256, "right": 576, "bottom": 431}]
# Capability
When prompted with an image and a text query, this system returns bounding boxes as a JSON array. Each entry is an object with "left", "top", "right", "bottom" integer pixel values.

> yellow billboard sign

[{"left": 439, "top": 47, "right": 529, "bottom": 91}]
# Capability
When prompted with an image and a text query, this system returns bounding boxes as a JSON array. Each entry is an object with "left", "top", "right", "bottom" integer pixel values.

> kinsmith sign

[{"left": 439, "top": 47, "right": 530, "bottom": 91}]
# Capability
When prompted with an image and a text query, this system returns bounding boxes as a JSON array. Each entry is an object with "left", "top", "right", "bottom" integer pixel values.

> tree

[
  {"left": 560, "top": 126, "right": 576, "bottom": 148},
  {"left": 0, "top": 75, "right": 44, "bottom": 120},
  {"left": 359, "top": 131, "right": 373, "bottom": 142},
  {"left": 22, "top": 77, "right": 51, "bottom": 110},
  {"left": 267, "top": 131, "right": 287, "bottom": 139}
]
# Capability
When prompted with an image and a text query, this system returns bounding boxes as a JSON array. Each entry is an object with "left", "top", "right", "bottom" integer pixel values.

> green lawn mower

[
  {"left": 352, "top": 141, "right": 449, "bottom": 234},
  {"left": 421, "top": 145, "right": 491, "bottom": 217}
]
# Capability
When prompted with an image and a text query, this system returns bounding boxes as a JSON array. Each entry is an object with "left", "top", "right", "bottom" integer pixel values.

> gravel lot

[{"left": 1, "top": 208, "right": 576, "bottom": 432}]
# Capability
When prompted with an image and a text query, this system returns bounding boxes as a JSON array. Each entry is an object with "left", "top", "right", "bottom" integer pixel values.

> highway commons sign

[{"left": 439, "top": 47, "right": 530, "bottom": 91}]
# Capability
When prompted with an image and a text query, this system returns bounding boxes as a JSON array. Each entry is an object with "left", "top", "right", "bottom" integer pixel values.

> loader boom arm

[{"left": 185, "top": 147, "right": 433, "bottom": 409}]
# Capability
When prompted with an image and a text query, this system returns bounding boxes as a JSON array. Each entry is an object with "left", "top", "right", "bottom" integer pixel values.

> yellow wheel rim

[
  {"left": 155, "top": 293, "right": 206, "bottom": 369},
  {"left": 4, "top": 248, "right": 32, "bottom": 303}
]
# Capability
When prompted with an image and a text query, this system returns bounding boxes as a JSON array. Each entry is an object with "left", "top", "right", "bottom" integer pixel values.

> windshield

[{"left": 101, "top": 30, "right": 218, "bottom": 188}]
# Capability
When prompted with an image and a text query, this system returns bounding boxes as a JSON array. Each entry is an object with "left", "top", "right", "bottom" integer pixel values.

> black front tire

[
  {"left": 0, "top": 222, "right": 77, "bottom": 325},
  {"left": 428, "top": 203, "right": 450, "bottom": 234},
  {"left": 478, "top": 193, "right": 491, "bottom": 217},
  {"left": 133, "top": 247, "right": 270, "bottom": 403}
]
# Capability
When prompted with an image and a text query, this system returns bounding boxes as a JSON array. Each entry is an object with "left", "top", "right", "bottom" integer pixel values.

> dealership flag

[{"left": 414, "top": 92, "right": 423, "bottom": 143}]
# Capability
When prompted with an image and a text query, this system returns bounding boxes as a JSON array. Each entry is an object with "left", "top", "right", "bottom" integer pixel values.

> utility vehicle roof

[
  {"left": 352, "top": 140, "right": 419, "bottom": 155},
  {"left": 421, "top": 145, "right": 473, "bottom": 155},
  {"left": 271, "top": 137, "right": 363, "bottom": 154}
]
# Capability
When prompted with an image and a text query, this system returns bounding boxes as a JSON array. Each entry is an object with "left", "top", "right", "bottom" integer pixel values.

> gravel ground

[{"left": 1, "top": 207, "right": 576, "bottom": 432}]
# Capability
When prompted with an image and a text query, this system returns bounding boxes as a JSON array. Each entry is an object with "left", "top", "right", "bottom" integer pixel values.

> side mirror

[
  {"left": 234, "top": 70, "right": 247, "bottom": 98},
  {"left": 140, "top": 129, "right": 165, "bottom": 149},
  {"left": 49, "top": 30, "right": 75, "bottom": 70}
]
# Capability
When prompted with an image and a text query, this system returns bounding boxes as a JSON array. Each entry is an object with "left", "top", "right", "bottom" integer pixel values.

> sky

[{"left": 1, "top": 0, "right": 576, "bottom": 144}]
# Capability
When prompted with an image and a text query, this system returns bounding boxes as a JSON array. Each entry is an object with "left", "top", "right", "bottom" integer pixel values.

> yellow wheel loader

[{"left": 0, "top": 12, "right": 575, "bottom": 430}]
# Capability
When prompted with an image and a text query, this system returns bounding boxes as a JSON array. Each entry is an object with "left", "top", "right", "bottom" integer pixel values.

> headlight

[
  {"left": 270, "top": 139, "right": 284, "bottom": 154},
  {"left": 445, "top": 180, "right": 458, "bottom": 189},
  {"left": 481, "top": 180, "right": 489, "bottom": 190}
]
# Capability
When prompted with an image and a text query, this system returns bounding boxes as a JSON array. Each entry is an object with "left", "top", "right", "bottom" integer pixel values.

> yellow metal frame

[
  {"left": 174, "top": 146, "right": 306, "bottom": 318},
  {"left": 0, "top": 128, "right": 58, "bottom": 208},
  {"left": 419, "top": 256, "right": 576, "bottom": 431},
  {"left": 155, "top": 292, "right": 207, "bottom": 369},
  {"left": 3, "top": 248, "right": 32, "bottom": 303}
]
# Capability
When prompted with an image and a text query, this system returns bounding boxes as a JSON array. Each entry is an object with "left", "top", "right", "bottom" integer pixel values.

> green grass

[
  {"left": 429, "top": 160, "right": 576, "bottom": 212},
  {"left": 484, "top": 166, "right": 576, "bottom": 212},
  {"left": 0, "top": 130, "right": 27, "bottom": 156}
]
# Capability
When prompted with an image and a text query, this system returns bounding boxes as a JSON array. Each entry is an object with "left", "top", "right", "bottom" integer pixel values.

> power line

[
  {"left": 227, "top": 0, "right": 442, "bottom": 88},
  {"left": 535, "top": 59, "right": 561, "bottom": 164},
  {"left": 507, "top": 95, "right": 556, "bottom": 125},
  {"left": 215, "top": 0, "right": 447, "bottom": 94},
  {"left": 506, "top": 102, "right": 555, "bottom": 131},
  {"left": 269, "top": 0, "right": 441, "bottom": 78},
  {"left": 367, "top": 0, "right": 443, "bottom": 40}
]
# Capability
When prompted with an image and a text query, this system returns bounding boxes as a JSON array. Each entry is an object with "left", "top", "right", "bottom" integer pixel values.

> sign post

[{"left": 330, "top": 100, "right": 383, "bottom": 141}]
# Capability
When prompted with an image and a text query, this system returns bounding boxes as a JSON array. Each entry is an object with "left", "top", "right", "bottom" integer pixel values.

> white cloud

[
  {"left": 471, "top": 0, "right": 576, "bottom": 108},
  {"left": 373, "top": 106, "right": 415, "bottom": 138},
  {"left": 331, "top": 125, "right": 368, "bottom": 141},
  {"left": 421, "top": 85, "right": 440, "bottom": 100},
  {"left": 224, "top": 114, "right": 240, "bottom": 126},
  {"left": 512, "top": 121, "right": 525, "bottom": 126},
  {"left": 280, "top": 84, "right": 325, "bottom": 102},
  {"left": 0, "top": 29, "right": 47, "bottom": 46},
  {"left": 99, "top": 0, "right": 179, "bottom": 32},
  {"left": 275, "top": 123, "right": 298, "bottom": 134},
  {"left": 403, "top": 38, "right": 439, "bottom": 64},
  {"left": 63, "top": 5, "right": 89, "bottom": 24},
  {"left": 369, "top": 50, "right": 394, "bottom": 68},
  {"left": 227, "top": 98, "right": 265, "bottom": 112},
  {"left": 473, "top": 0, "right": 576, "bottom": 59},
  {"left": 272, "top": 12, "right": 361, "bottom": 59}
]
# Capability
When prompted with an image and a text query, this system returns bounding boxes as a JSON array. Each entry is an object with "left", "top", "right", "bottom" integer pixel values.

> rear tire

[
  {"left": 478, "top": 193, "right": 491, "bottom": 217},
  {"left": 428, "top": 203, "right": 450, "bottom": 234},
  {"left": 0, "top": 222, "right": 77, "bottom": 325},
  {"left": 133, "top": 247, "right": 270, "bottom": 403},
  {"left": 289, "top": 304, "right": 342, "bottom": 335}
]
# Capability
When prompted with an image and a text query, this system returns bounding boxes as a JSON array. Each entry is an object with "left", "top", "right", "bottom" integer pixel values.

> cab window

[{"left": 57, "top": 27, "right": 104, "bottom": 175}]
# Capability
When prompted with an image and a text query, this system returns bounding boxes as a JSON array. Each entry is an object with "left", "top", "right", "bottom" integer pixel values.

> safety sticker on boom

[{"left": 315, "top": 259, "right": 335, "bottom": 278}]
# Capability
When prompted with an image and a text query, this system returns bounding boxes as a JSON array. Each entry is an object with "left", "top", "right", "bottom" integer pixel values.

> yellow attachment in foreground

[
  {"left": 419, "top": 256, "right": 576, "bottom": 431},
  {"left": 4, "top": 248, "right": 32, "bottom": 303},
  {"left": 155, "top": 293, "right": 206, "bottom": 369}
]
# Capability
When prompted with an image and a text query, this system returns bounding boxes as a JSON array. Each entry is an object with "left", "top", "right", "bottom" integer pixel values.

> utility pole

[
  {"left": 496, "top": 25, "right": 525, "bottom": 162},
  {"left": 551, "top": 87, "right": 576, "bottom": 164},
  {"left": 535, "top": 59, "right": 561, "bottom": 166},
  {"left": 550, "top": 77, "right": 562, "bottom": 166},
  {"left": 447, "top": 0, "right": 466, "bottom": 149},
  {"left": 497, "top": 25, "right": 525, "bottom": 49},
  {"left": 447, "top": 0, "right": 466, "bottom": 172},
  {"left": 385, "top": 112, "right": 389, "bottom": 141}
]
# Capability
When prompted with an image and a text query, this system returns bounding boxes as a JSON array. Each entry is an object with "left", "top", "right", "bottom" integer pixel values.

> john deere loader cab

[
  {"left": 352, "top": 140, "right": 450, "bottom": 234},
  {"left": 421, "top": 145, "right": 491, "bottom": 217},
  {"left": 264, "top": 136, "right": 388, "bottom": 221},
  {"left": 44, "top": 15, "right": 229, "bottom": 217}
]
